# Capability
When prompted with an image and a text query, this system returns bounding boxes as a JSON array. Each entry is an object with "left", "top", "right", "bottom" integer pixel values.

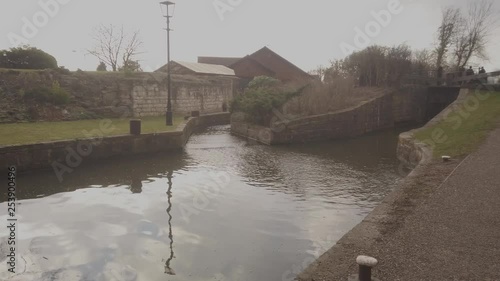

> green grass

[
  {"left": 0, "top": 116, "right": 184, "bottom": 146},
  {"left": 414, "top": 91, "right": 500, "bottom": 158}
]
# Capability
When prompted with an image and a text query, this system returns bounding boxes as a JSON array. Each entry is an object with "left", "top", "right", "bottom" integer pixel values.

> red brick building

[{"left": 198, "top": 47, "right": 312, "bottom": 84}]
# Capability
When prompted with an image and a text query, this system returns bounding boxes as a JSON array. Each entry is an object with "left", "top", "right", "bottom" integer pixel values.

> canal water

[{"left": 0, "top": 125, "right": 406, "bottom": 281}]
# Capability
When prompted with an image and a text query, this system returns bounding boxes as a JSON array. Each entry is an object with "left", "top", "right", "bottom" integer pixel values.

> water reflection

[
  {"left": 190, "top": 126, "right": 405, "bottom": 206},
  {"left": 130, "top": 178, "right": 143, "bottom": 194},
  {"left": 164, "top": 170, "right": 175, "bottom": 275},
  {"left": 9, "top": 152, "right": 188, "bottom": 200},
  {"left": 0, "top": 125, "right": 408, "bottom": 281}
]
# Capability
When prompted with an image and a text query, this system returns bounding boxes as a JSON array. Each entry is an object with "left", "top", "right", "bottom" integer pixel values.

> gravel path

[{"left": 299, "top": 124, "right": 500, "bottom": 281}]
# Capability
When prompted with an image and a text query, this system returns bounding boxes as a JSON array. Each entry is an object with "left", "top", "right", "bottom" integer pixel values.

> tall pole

[{"left": 162, "top": 1, "right": 175, "bottom": 126}]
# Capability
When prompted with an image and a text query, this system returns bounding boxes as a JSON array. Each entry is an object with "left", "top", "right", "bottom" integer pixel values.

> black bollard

[
  {"left": 359, "top": 264, "right": 372, "bottom": 281},
  {"left": 356, "top": 255, "right": 378, "bottom": 281},
  {"left": 130, "top": 119, "right": 141, "bottom": 135}
]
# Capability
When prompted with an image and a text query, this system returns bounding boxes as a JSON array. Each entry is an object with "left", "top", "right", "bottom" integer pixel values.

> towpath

[{"left": 298, "top": 122, "right": 500, "bottom": 281}]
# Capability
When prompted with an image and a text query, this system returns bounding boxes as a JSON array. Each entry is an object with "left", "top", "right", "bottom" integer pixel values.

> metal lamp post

[{"left": 160, "top": 1, "right": 175, "bottom": 126}]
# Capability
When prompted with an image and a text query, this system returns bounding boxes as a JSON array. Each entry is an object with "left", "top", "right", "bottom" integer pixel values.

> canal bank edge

[
  {"left": 296, "top": 89, "right": 471, "bottom": 281},
  {"left": 0, "top": 112, "right": 230, "bottom": 173},
  {"left": 231, "top": 92, "right": 395, "bottom": 145}
]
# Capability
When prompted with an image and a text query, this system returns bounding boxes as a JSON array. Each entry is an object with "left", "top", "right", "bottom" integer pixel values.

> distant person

[
  {"left": 478, "top": 67, "right": 488, "bottom": 84},
  {"left": 466, "top": 66, "right": 474, "bottom": 76}
]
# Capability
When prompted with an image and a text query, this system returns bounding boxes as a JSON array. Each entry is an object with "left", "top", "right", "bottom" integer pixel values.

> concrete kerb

[{"left": 0, "top": 112, "right": 231, "bottom": 174}]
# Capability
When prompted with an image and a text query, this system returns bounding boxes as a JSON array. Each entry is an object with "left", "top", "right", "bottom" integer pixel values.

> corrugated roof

[
  {"left": 198, "top": 56, "right": 242, "bottom": 67},
  {"left": 175, "top": 61, "right": 235, "bottom": 76}
]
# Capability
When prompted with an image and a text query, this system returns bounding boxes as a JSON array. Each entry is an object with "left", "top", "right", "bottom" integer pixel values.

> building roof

[
  {"left": 239, "top": 47, "right": 311, "bottom": 78},
  {"left": 227, "top": 47, "right": 313, "bottom": 82},
  {"left": 229, "top": 56, "right": 276, "bottom": 78},
  {"left": 156, "top": 61, "right": 235, "bottom": 76},
  {"left": 198, "top": 56, "right": 242, "bottom": 67}
]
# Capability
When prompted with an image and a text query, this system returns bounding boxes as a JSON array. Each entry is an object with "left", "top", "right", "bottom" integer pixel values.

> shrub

[
  {"left": 0, "top": 46, "right": 58, "bottom": 69},
  {"left": 119, "top": 60, "right": 142, "bottom": 73},
  {"left": 50, "top": 81, "right": 70, "bottom": 104},
  {"left": 24, "top": 81, "right": 70, "bottom": 105},
  {"left": 247, "top": 76, "right": 280, "bottom": 89},
  {"left": 96, "top": 62, "right": 107, "bottom": 71},
  {"left": 54, "top": 66, "right": 71, "bottom": 75},
  {"left": 231, "top": 76, "right": 305, "bottom": 126}
]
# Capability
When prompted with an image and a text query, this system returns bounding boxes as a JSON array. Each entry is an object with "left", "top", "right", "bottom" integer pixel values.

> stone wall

[
  {"left": 230, "top": 121, "right": 274, "bottom": 145},
  {"left": 0, "top": 70, "right": 238, "bottom": 122},
  {"left": 173, "top": 78, "right": 234, "bottom": 115},
  {"left": 132, "top": 74, "right": 236, "bottom": 117},
  {"left": 0, "top": 113, "right": 231, "bottom": 173},
  {"left": 391, "top": 85, "right": 460, "bottom": 126},
  {"left": 392, "top": 85, "right": 428, "bottom": 125},
  {"left": 131, "top": 83, "right": 165, "bottom": 117},
  {"left": 425, "top": 86, "right": 461, "bottom": 123},
  {"left": 231, "top": 93, "right": 394, "bottom": 144},
  {"left": 396, "top": 131, "right": 430, "bottom": 168},
  {"left": 231, "top": 86, "right": 462, "bottom": 145},
  {"left": 396, "top": 87, "right": 469, "bottom": 167}
]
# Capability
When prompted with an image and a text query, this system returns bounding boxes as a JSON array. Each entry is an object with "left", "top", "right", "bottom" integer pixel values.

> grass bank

[
  {"left": 0, "top": 116, "right": 183, "bottom": 146},
  {"left": 414, "top": 90, "right": 500, "bottom": 157}
]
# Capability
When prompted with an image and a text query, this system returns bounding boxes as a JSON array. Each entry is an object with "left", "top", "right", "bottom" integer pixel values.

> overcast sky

[{"left": 1, "top": 0, "right": 499, "bottom": 72}]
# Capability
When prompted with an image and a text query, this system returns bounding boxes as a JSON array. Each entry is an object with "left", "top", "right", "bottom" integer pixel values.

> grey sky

[{"left": 1, "top": 0, "right": 499, "bottom": 72}]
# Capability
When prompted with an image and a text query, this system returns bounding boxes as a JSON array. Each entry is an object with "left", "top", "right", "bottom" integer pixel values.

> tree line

[{"left": 312, "top": 0, "right": 498, "bottom": 87}]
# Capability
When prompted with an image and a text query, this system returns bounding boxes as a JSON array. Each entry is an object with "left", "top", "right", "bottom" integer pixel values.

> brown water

[{"left": 0, "top": 125, "right": 407, "bottom": 281}]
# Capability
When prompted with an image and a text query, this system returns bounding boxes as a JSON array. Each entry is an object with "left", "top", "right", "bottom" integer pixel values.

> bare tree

[
  {"left": 413, "top": 48, "right": 434, "bottom": 76},
  {"left": 122, "top": 31, "right": 142, "bottom": 69},
  {"left": 87, "top": 24, "right": 143, "bottom": 71},
  {"left": 308, "top": 65, "right": 327, "bottom": 82},
  {"left": 451, "top": 0, "right": 497, "bottom": 69},
  {"left": 435, "top": 7, "right": 462, "bottom": 70}
]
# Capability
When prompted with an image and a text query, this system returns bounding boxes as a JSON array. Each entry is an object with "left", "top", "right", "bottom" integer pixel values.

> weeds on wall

[
  {"left": 24, "top": 81, "right": 71, "bottom": 105},
  {"left": 283, "top": 77, "right": 389, "bottom": 117}
]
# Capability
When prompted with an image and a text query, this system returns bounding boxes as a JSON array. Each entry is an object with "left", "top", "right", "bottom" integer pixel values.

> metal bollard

[
  {"left": 130, "top": 119, "right": 141, "bottom": 135},
  {"left": 356, "top": 255, "right": 378, "bottom": 281}
]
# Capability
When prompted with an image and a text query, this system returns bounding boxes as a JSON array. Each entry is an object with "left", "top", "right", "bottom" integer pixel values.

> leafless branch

[{"left": 87, "top": 24, "right": 143, "bottom": 71}]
